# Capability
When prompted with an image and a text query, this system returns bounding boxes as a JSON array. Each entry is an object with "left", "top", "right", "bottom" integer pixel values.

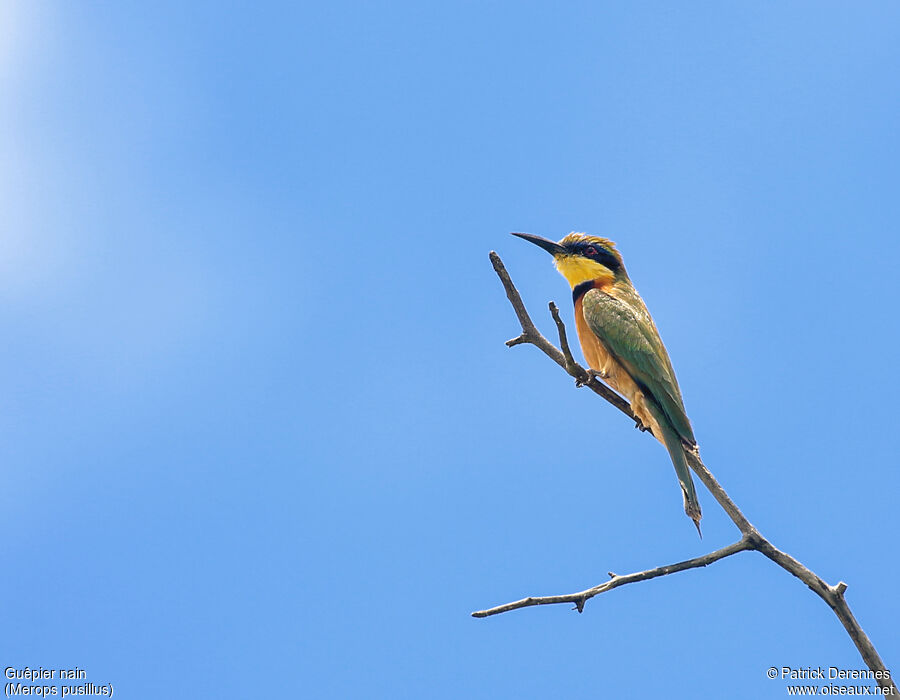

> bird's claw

[
  {"left": 576, "top": 368, "right": 607, "bottom": 388},
  {"left": 634, "top": 418, "right": 649, "bottom": 432}
]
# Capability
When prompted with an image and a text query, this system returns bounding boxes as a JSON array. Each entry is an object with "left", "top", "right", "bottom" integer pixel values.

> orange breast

[{"left": 573, "top": 295, "right": 613, "bottom": 376}]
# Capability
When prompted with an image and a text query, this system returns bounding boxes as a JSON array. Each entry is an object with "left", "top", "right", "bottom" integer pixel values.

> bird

[{"left": 512, "top": 231, "right": 702, "bottom": 535}]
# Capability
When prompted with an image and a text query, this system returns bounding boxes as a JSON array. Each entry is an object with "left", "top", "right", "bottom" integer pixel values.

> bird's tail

[{"left": 647, "top": 402, "right": 703, "bottom": 537}]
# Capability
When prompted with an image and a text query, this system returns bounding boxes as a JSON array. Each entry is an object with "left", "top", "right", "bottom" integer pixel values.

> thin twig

[
  {"left": 548, "top": 301, "right": 578, "bottom": 376},
  {"left": 472, "top": 537, "right": 752, "bottom": 617},
  {"left": 479, "top": 251, "right": 896, "bottom": 694}
]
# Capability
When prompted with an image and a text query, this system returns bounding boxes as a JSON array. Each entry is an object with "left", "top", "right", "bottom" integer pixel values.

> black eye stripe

[{"left": 578, "top": 242, "right": 620, "bottom": 272}]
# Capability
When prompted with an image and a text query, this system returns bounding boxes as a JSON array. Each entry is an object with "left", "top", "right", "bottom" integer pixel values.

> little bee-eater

[{"left": 512, "top": 232, "right": 702, "bottom": 534}]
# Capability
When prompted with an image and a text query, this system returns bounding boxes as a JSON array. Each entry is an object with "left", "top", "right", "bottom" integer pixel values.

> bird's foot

[
  {"left": 575, "top": 368, "right": 607, "bottom": 388},
  {"left": 634, "top": 418, "right": 649, "bottom": 432}
]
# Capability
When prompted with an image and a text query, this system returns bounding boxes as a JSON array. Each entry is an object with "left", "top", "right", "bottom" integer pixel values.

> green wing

[{"left": 581, "top": 288, "right": 695, "bottom": 445}]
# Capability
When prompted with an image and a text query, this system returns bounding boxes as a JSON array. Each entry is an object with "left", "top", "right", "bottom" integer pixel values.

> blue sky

[{"left": 2, "top": 2, "right": 898, "bottom": 698}]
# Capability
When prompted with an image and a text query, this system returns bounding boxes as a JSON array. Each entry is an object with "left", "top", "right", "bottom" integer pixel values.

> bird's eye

[{"left": 584, "top": 246, "right": 597, "bottom": 257}]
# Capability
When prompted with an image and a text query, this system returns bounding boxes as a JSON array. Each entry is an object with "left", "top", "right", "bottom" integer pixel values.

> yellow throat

[{"left": 553, "top": 254, "right": 615, "bottom": 289}]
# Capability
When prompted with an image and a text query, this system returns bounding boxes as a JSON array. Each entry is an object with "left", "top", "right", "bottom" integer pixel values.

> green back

[{"left": 581, "top": 288, "right": 695, "bottom": 445}]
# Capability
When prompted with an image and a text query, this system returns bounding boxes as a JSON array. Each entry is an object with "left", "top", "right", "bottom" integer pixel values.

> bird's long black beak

[{"left": 511, "top": 232, "right": 566, "bottom": 256}]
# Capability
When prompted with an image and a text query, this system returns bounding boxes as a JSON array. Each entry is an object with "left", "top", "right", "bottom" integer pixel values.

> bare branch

[
  {"left": 482, "top": 251, "right": 897, "bottom": 694},
  {"left": 683, "top": 449, "right": 755, "bottom": 536},
  {"left": 548, "top": 301, "right": 578, "bottom": 375},
  {"left": 472, "top": 538, "right": 752, "bottom": 618},
  {"left": 490, "top": 251, "right": 634, "bottom": 418}
]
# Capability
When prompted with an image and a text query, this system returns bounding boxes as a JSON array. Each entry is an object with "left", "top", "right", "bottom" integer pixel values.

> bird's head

[{"left": 512, "top": 232, "right": 625, "bottom": 289}]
